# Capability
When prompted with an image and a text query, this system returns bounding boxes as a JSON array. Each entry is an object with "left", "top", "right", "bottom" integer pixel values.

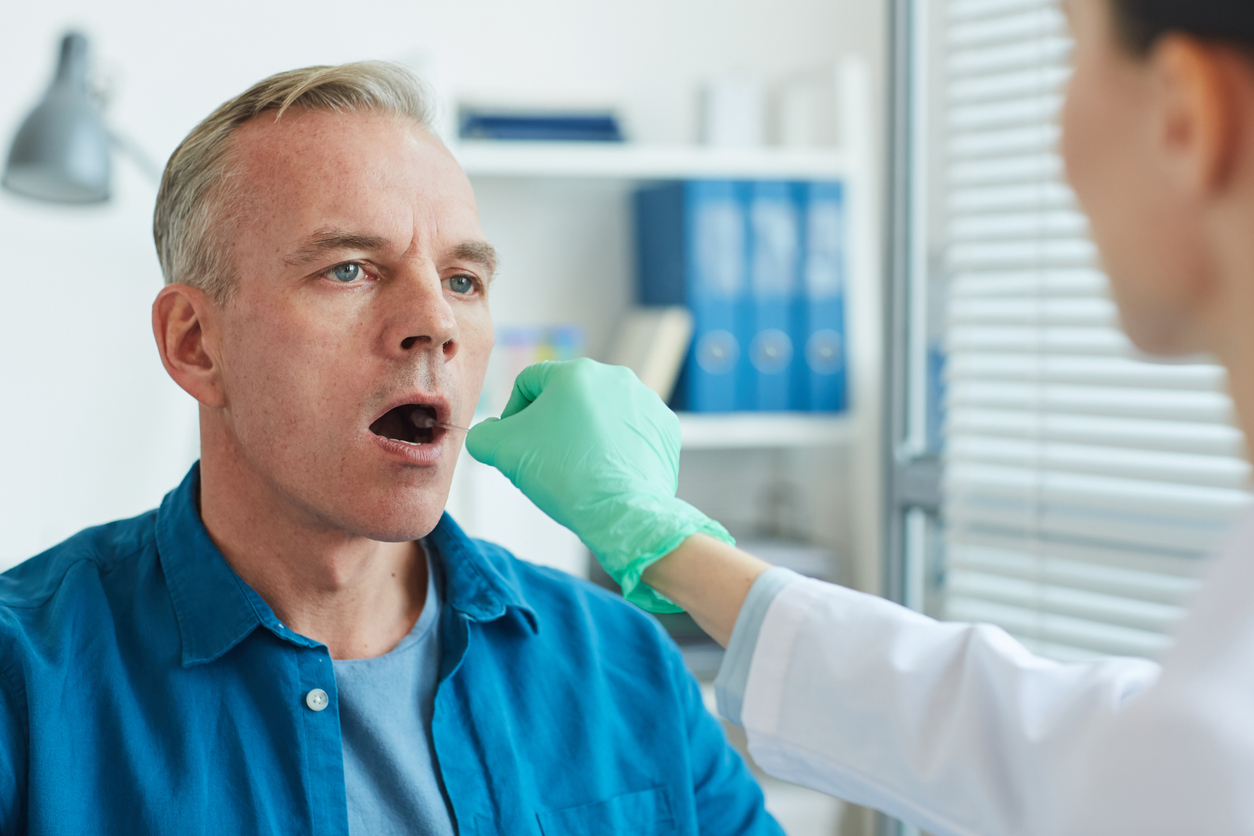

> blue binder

[
  {"left": 746, "top": 181, "right": 802, "bottom": 411},
  {"left": 796, "top": 181, "right": 848, "bottom": 412},
  {"left": 635, "top": 180, "right": 748, "bottom": 412}
]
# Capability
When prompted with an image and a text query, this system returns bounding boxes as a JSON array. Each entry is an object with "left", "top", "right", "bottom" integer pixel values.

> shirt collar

[
  {"left": 156, "top": 463, "right": 273, "bottom": 667},
  {"left": 157, "top": 464, "right": 538, "bottom": 667},
  {"left": 426, "top": 512, "right": 539, "bottom": 634}
]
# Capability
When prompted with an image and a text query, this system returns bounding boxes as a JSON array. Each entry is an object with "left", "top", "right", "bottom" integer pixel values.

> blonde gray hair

[{"left": 153, "top": 62, "right": 433, "bottom": 304}]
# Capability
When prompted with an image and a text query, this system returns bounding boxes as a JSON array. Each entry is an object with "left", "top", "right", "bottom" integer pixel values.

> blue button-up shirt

[{"left": 0, "top": 465, "right": 781, "bottom": 835}]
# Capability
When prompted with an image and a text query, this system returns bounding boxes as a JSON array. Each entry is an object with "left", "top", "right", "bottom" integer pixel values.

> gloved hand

[{"left": 465, "top": 359, "right": 734, "bottom": 612}]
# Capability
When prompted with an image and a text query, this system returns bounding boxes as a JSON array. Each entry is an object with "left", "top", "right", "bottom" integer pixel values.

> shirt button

[{"left": 305, "top": 688, "right": 329, "bottom": 712}]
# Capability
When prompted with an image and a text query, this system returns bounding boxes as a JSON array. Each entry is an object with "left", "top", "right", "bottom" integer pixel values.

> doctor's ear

[
  {"left": 1148, "top": 35, "right": 1249, "bottom": 196},
  {"left": 152, "top": 283, "right": 227, "bottom": 409}
]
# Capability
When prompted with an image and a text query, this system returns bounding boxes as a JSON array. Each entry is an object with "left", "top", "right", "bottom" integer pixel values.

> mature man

[{"left": 0, "top": 63, "right": 781, "bottom": 835}]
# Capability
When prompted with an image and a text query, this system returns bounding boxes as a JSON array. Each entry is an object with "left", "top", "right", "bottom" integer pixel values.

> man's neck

[{"left": 196, "top": 434, "right": 428, "bottom": 661}]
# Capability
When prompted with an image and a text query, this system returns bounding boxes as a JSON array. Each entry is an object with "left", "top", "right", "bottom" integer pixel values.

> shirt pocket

[{"left": 536, "top": 786, "right": 676, "bottom": 836}]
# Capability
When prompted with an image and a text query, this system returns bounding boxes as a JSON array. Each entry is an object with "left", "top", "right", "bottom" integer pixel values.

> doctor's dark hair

[
  {"left": 1111, "top": 0, "right": 1254, "bottom": 56},
  {"left": 153, "top": 62, "right": 433, "bottom": 305}
]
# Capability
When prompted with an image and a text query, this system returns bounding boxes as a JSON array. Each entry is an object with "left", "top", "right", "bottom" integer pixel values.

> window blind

[{"left": 938, "top": 0, "right": 1252, "bottom": 661}]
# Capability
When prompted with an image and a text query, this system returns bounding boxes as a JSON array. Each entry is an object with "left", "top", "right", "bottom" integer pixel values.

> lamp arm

[{"left": 107, "top": 129, "right": 162, "bottom": 185}]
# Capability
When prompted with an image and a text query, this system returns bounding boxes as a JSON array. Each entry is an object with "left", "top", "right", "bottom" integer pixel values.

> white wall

[{"left": 0, "top": 0, "right": 885, "bottom": 568}]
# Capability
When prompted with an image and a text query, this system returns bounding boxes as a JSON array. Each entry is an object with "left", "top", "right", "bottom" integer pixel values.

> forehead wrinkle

[
  {"left": 399, "top": 206, "right": 494, "bottom": 277},
  {"left": 398, "top": 203, "right": 423, "bottom": 264}
]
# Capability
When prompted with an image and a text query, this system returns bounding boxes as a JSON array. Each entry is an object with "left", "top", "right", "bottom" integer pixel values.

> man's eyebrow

[
  {"left": 284, "top": 230, "right": 389, "bottom": 268},
  {"left": 450, "top": 241, "right": 498, "bottom": 277}
]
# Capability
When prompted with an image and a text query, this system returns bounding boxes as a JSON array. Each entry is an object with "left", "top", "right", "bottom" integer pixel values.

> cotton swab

[{"left": 409, "top": 411, "right": 470, "bottom": 433}]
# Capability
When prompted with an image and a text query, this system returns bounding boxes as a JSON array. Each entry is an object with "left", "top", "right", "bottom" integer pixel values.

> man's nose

[{"left": 383, "top": 266, "right": 459, "bottom": 362}]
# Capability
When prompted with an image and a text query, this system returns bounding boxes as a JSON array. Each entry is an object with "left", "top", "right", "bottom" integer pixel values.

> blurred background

[{"left": 4, "top": 1, "right": 1250, "bottom": 835}]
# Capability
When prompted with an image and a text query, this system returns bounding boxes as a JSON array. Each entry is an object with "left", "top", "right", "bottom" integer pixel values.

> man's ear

[
  {"left": 1149, "top": 35, "right": 1244, "bottom": 196},
  {"left": 152, "top": 284, "right": 227, "bottom": 409}
]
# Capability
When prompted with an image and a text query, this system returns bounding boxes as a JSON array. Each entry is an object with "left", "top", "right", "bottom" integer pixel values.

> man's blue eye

[
  {"left": 329, "top": 263, "right": 363, "bottom": 283},
  {"left": 449, "top": 275, "right": 476, "bottom": 294}
]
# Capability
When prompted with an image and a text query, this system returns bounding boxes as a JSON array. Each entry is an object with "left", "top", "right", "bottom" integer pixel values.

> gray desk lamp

[{"left": 3, "top": 32, "right": 158, "bottom": 204}]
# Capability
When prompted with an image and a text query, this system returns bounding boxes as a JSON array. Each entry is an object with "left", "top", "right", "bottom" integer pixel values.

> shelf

[
  {"left": 453, "top": 140, "right": 851, "bottom": 181},
  {"left": 677, "top": 413, "right": 853, "bottom": 450}
]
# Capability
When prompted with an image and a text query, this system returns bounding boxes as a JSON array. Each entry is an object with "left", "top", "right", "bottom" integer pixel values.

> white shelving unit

[
  {"left": 454, "top": 141, "right": 852, "bottom": 181},
  {"left": 448, "top": 56, "right": 883, "bottom": 599},
  {"left": 678, "top": 413, "right": 854, "bottom": 450}
]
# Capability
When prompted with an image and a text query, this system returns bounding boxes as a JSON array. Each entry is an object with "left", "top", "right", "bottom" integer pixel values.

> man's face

[
  {"left": 1060, "top": 0, "right": 1213, "bottom": 355},
  {"left": 210, "top": 109, "right": 494, "bottom": 542}
]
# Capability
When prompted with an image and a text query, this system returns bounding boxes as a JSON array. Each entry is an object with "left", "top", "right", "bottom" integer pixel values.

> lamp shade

[{"left": 3, "top": 33, "right": 111, "bottom": 203}]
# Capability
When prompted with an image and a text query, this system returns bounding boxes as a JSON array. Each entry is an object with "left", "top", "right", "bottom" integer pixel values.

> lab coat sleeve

[
  {"left": 736, "top": 576, "right": 1160, "bottom": 836},
  {"left": 714, "top": 567, "right": 801, "bottom": 726}
]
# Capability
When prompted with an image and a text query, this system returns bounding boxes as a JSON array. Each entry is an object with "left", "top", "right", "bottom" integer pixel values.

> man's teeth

[{"left": 396, "top": 438, "right": 427, "bottom": 446}]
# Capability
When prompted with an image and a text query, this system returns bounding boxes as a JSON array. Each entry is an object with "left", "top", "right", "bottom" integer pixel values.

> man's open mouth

[{"left": 370, "top": 404, "right": 438, "bottom": 445}]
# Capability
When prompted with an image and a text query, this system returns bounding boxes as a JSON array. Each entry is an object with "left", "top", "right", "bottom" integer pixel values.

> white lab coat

[{"left": 739, "top": 515, "right": 1254, "bottom": 835}]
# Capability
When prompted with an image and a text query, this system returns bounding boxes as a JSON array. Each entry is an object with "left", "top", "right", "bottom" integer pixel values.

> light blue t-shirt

[{"left": 333, "top": 543, "right": 455, "bottom": 836}]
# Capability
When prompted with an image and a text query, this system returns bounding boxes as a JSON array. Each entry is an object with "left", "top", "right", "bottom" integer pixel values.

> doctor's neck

[
  {"left": 1153, "top": 60, "right": 1254, "bottom": 465},
  {"left": 1068, "top": 0, "right": 1254, "bottom": 460},
  {"left": 1149, "top": 48, "right": 1254, "bottom": 461}
]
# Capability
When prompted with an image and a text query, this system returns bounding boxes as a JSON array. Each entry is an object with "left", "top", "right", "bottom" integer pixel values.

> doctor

[{"left": 468, "top": 0, "right": 1254, "bottom": 833}]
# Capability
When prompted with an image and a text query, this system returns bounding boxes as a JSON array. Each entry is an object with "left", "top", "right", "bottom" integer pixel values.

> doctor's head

[
  {"left": 150, "top": 63, "right": 495, "bottom": 543},
  {"left": 1062, "top": 0, "right": 1254, "bottom": 360}
]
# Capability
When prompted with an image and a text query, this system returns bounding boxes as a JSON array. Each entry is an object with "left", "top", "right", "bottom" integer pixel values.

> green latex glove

[{"left": 466, "top": 359, "right": 734, "bottom": 612}]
